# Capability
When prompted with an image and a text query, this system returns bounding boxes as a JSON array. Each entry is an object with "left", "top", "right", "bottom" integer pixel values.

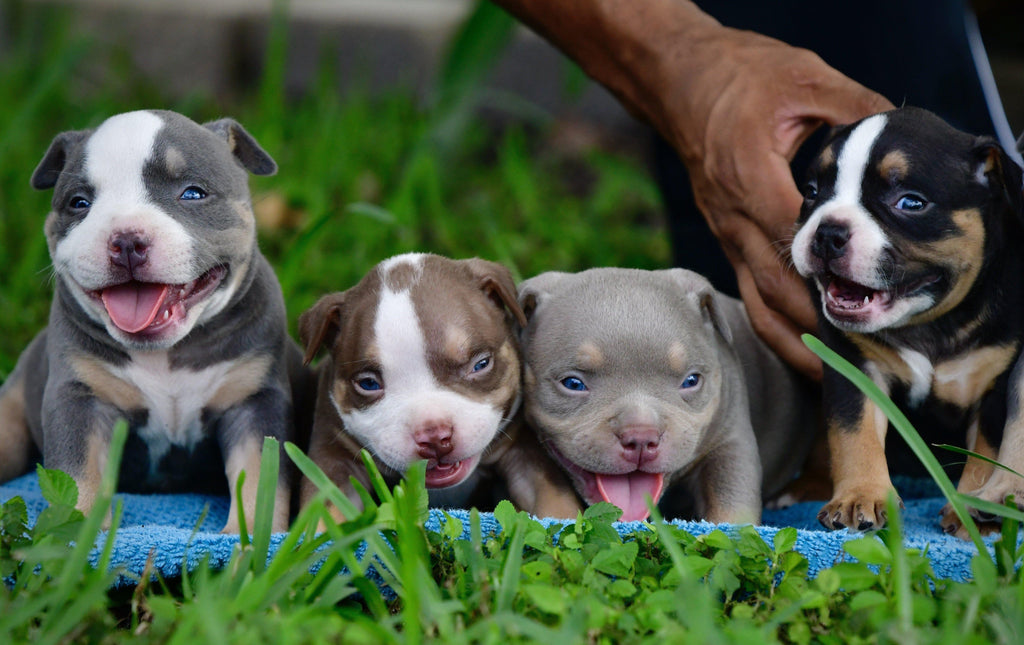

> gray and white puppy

[
  {"left": 0, "top": 110, "right": 306, "bottom": 532},
  {"left": 518, "top": 268, "right": 815, "bottom": 523}
]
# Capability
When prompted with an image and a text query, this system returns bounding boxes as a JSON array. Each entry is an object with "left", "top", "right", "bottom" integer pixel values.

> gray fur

[
  {"left": 517, "top": 268, "right": 815, "bottom": 523},
  {"left": 0, "top": 110, "right": 304, "bottom": 532}
]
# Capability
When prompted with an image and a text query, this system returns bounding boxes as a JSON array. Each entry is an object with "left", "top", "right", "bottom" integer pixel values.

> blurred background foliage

[{"left": 0, "top": 0, "right": 670, "bottom": 376}]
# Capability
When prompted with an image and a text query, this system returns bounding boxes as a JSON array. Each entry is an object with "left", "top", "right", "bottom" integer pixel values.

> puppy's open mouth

[
  {"left": 424, "top": 455, "right": 478, "bottom": 488},
  {"left": 546, "top": 444, "right": 665, "bottom": 522},
  {"left": 96, "top": 265, "right": 227, "bottom": 335},
  {"left": 820, "top": 272, "right": 940, "bottom": 321}
]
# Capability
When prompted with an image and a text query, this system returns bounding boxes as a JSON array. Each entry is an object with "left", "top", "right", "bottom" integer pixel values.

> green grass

[
  {"left": 3, "top": 419, "right": 1024, "bottom": 643},
  {"left": 3, "top": 1, "right": 1024, "bottom": 642}
]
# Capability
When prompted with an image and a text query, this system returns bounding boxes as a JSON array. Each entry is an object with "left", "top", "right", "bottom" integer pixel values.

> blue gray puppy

[
  {"left": 0, "top": 110, "right": 308, "bottom": 532},
  {"left": 517, "top": 268, "right": 815, "bottom": 524}
]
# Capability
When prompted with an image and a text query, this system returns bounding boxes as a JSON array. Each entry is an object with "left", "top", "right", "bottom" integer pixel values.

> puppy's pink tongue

[
  {"left": 595, "top": 472, "right": 665, "bottom": 522},
  {"left": 101, "top": 283, "right": 170, "bottom": 333}
]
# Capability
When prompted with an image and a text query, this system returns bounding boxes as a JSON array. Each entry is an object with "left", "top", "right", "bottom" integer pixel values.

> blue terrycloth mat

[{"left": 0, "top": 472, "right": 995, "bottom": 585}]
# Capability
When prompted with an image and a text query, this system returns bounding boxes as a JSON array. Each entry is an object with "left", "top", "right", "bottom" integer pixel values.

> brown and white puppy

[
  {"left": 0, "top": 110, "right": 306, "bottom": 532},
  {"left": 517, "top": 268, "right": 815, "bottom": 524},
  {"left": 791, "top": 106, "right": 1024, "bottom": 535},
  {"left": 298, "top": 253, "right": 579, "bottom": 520}
]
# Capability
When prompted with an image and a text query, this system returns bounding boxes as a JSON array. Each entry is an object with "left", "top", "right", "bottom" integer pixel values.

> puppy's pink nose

[
  {"left": 618, "top": 427, "right": 661, "bottom": 466},
  {"left": 415, "top": 422, "right": 454, "bottom": 459},
  {"left": 108, "top": 231, "right": 149, "bottom": 271}
]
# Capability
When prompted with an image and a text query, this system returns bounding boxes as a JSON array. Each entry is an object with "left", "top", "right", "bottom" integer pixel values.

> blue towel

[{"left": 0, "top": 472, "right": 992, "bottom": 586}]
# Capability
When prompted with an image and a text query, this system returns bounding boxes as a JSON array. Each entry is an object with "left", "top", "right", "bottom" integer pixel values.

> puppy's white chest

[
  {"left": 115, "top": 352, "right": 230, "bottom": 449},
  {"left": 897, "top": 348, "right": 934, "bottom": 407}
]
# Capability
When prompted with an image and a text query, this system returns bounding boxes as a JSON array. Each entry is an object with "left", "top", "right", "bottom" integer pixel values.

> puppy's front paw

[
  {"left": 946, "top": 471, "right": 1024, "bottom": 536},
  {"left": 938, "top": 502, "right": 1002, "bottom": 539},
  {"left": 817, "top": 485, "right": 900, "bottom": 531}
]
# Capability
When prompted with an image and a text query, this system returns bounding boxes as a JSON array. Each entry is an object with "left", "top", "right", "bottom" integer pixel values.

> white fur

[
  {"left": 792, "top": 115, "right": 890, "bottom": 283},
  {"left": 113, "top": 350, "right": 237, "bottom": 467},
  {"left": 335, "top": 255, "right": 503, "bottom": 473},
  {"left": 898, "top": 347, "right": 935, "bottom": 407}
]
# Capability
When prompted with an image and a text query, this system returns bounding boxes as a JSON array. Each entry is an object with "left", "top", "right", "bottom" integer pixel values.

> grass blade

[
  {"left": 934, "top": 444, "right": 1024, "bottom": 479},
  {"left": 284, "top": 441, "right": 364, "bottom": 520},
  {"left": 495, "top": 509, "right": 526, "bottom": 614},
  {"left": 251, "top": 436, "right": 281, "bottom": 573}
]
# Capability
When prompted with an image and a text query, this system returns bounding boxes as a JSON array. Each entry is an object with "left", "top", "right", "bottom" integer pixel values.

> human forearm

[{"left": 490, "top": 0, "right": 718, "bottom": 142}]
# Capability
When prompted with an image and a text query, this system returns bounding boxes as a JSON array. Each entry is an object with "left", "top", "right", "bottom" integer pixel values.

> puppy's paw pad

[{"left": 818, "top": 488, "right": 897, "bottom": 532}]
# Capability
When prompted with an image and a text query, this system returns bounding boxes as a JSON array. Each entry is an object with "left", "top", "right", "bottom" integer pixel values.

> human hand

[
  {"left": 488, "top": 0, "right": 893, "bottom": 379},
  {"left": 654, "top": 27, "right": 894, "bottom": 380}
]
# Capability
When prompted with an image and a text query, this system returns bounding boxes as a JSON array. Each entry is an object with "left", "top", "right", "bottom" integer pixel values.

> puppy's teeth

[
  {"left": 864, "top": 295, "right": 870, "bottom": 305},
  {"left": 162, "top": 310, "right": 170, "bottom": 321}
]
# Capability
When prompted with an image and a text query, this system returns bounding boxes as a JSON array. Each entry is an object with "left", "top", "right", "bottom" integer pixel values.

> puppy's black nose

[
  {"left": 810, "top": 222, "right": 850, "bottom": 260},
  {"left": 108, "top": 232, "right": 149, "bottom": 271}
]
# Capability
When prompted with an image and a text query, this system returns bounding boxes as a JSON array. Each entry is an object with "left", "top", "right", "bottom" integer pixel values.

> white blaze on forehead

[
  {"left": 833, "top": 114, "right": 887, "bottom": 204},
  {"left": 85, "top": 110, "right": 164, "bottom": 197},
  {"left": 376, "top": 280, "right": 434, "bottom": 393},
  {"left": 380, "top": 252, "right": 428, "bottom": 275},
  {"left": 791, "top": 114, "right": 890, "bottom": 282},
  {"left": 375, "top": 254, "right": 431, "bottom": 392}
]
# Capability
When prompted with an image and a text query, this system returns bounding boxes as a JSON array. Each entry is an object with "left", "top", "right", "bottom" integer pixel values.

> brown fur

[
  {"left": 297, "top": 254, "right": 578, "bottom": 522},
  {"left": 877, "top": 150, "right": 910, "bottom": 181},
  {"left": 0, "top": 376, "right": 33, "bottom": 481}
]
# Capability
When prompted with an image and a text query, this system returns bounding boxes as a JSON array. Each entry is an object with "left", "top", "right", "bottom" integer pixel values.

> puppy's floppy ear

[
  {"left": 298, "top": 292, "right": 346, "bottom": 365},
  {"left": 31, "top": 129, "right": 91, "bottom": 190},
  {"left": 204, "top": 118, "right": 278, "bottom": 176},
  {"left": 974, "top": 137, "right": 1024, "bottom": 221},
  {"left": 664, "top": 268, "right": 733, "bottom": 344},
  {"left": 516, "top": 271, "right": 571, "bottom": 328},
  {"left": 463, "top": 258, "right": 528, "bottom": 328}
]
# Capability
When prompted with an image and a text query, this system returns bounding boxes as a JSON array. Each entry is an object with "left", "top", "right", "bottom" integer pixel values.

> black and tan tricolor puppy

[
  {"left": 0, "top": 110, "right": 308, "bottom": 532},
  {"left": 297, "top": 253, "right": 580, "bottom": 522},
  {"left": 791, "top": 106, "right": 1024, "bottom": 536}
]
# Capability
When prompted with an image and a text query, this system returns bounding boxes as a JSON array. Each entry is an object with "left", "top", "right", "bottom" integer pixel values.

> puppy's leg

[
  {"left": 218, "top": 388, "right": 292, "bottom": 534},
  {"left": 300, "top": 426, "right": 369, "bottom": 531},
  {"left": 962, "top": 369, "right": 1024, "bottom": 534},
  {"left": 694, "top": 431, "right": 763, "bottom": 525},
  {"left": 491, "top": 422, "right": 582, "bottom": 519},
  {"left": 40, "top": 383, "right": 118, "bottom": 521},
  {"left": 0, "top": 372, "right": 34, "bottom": 482},
  {"left": 940, "top": 421, "right": 998, "bottom": 538},
  {"left": 0, "top": 331, "right": 49, "bottom": 482},
  {"left": 819, "top": 365, "right": 897, "bottom": 531}
]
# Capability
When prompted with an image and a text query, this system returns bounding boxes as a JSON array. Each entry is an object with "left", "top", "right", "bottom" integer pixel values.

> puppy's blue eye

[
  {"left": 681, "top": 374, "right": 702, "bottom": 389},
  {"left": 472, "top": 357, "right": 491, "bottom": 373},
  {"left": 560, "top": 376, "right": 588, "bottom": 392},
  {"left": 69, "top": 196, "right": 91, "bottom": 210},
  {"left": 180, "top": 186, "right": 207, "bottom": 200},
  {"left": 895, "top": 194, "right": 927, "bottom": 211},
  {"left": 355, "top": 376, "right": 382, "bottom": 393},
  {"left": 803, "top": 183, "right": 818, "bottom": 201}
]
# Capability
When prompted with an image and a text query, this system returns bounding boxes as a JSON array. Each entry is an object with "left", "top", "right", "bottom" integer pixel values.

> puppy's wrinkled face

[
  {"left": 791, "top": 107, "right": 1009, "bottom": 333},
  {"left": 38, "top": 110, "right": 272, "bottom": 349},
  {"left": 320, "top": 254, "right": 522, "bottom": 488},
  {"left": 520, "top": 269, "right": 726, "bottom": 522}
]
